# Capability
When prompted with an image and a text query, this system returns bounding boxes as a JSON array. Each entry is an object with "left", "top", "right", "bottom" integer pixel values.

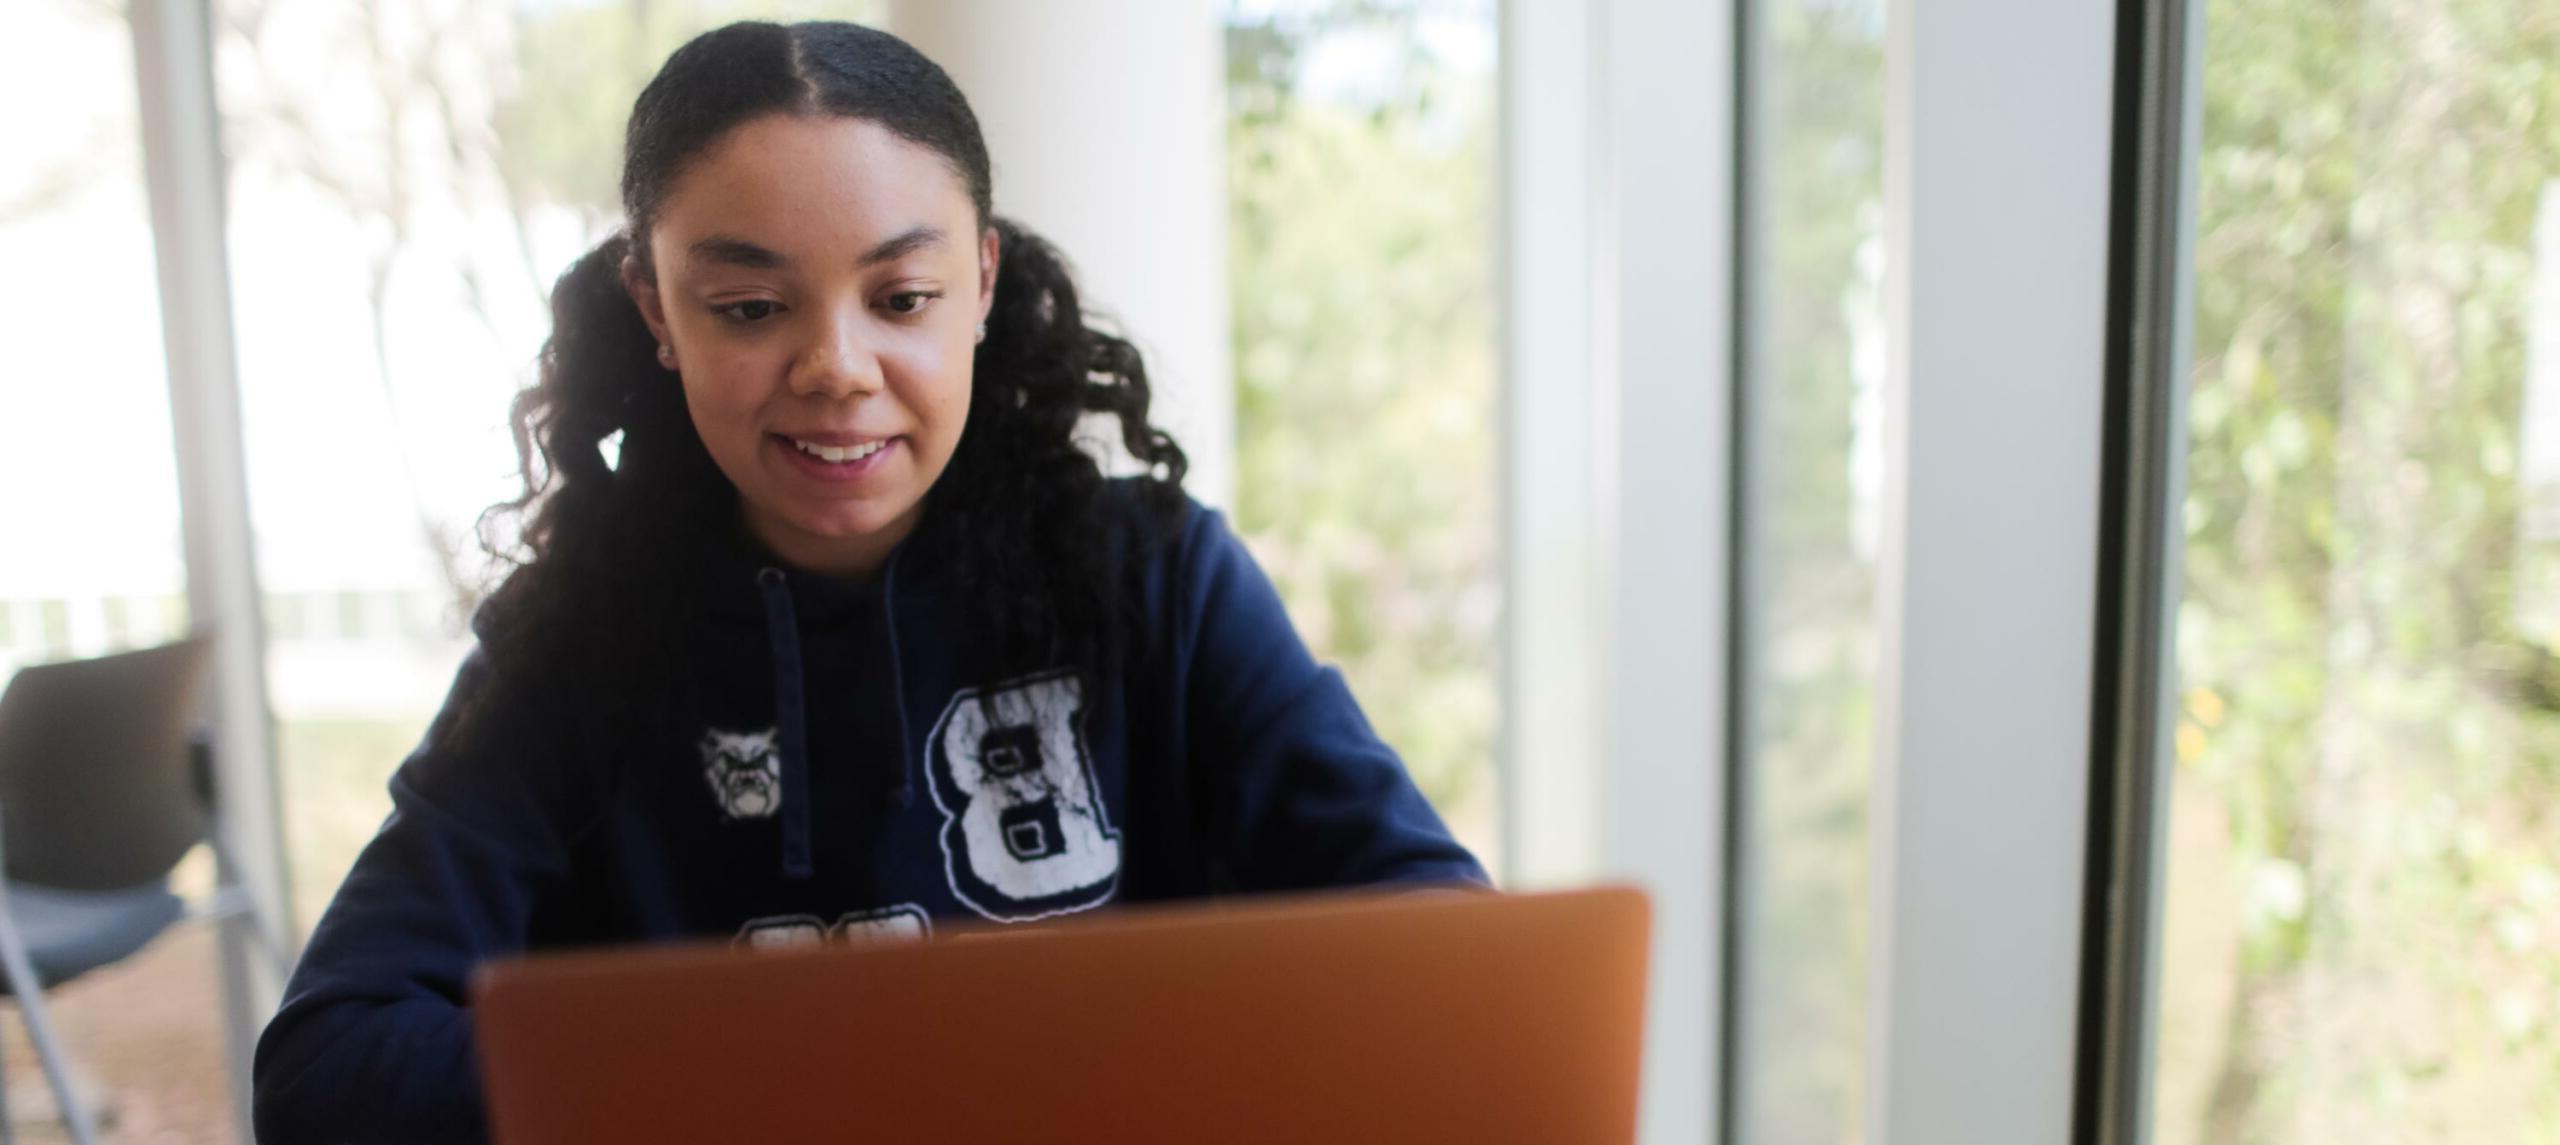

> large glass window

[
  {"left": 2154, "top": 0, "right": 2560, "bottom": 1140},
  {"left": 1224, "top": 0, "right": 1502, "bottom": 865},
  {"left": 1732, "top": 0, "right": 1886, "bottom": 1140},
  {"left": 0, "top": 3, "right": 192, "bottom": 674},
  {"left": 0, "top": 2, "right": 221, "bottom": 1132}
]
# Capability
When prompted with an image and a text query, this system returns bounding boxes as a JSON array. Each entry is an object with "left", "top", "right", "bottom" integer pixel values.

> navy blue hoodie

[{"left": 251, "top": 490, "right": 1485, "bottom": 1143}]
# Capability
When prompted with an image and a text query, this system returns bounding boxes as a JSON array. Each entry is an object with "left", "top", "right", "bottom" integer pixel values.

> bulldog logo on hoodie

[{"left": 698, "top": 727, "right": 784, "bottom": 820}]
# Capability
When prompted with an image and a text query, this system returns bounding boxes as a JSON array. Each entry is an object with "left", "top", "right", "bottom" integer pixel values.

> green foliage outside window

[
  {"left": 1223, "top": 4, "right": 1499, "bottom": 848},
  {"left": 1735, "top": 2, "right": 1882, "bottom": 1140},
  {"left": 1736, "top": 1, "right": 2560, "bottom": 1141},
  {"left": 2155, "top": 1, "right": 2560, "bottom": 1140}
]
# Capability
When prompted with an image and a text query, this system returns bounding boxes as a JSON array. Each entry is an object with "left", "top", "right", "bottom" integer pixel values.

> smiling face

[{"left": 624, "top": 114, "right": 999, "bottom": 579}]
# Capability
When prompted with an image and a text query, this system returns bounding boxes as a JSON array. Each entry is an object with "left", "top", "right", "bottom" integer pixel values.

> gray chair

[{"left": 0, "top": 636, "right": 263, "bottom": 1145}]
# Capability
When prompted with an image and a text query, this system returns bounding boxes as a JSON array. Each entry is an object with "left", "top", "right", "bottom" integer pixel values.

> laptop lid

[{"left": 474, "top": 885, "right": 1649, "bottom": 1144}]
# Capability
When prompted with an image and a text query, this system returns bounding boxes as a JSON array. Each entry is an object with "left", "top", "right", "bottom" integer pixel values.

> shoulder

[
  {"left": 381, "top": 613, "right": 628, "bottom": 846},
  {"left": 1088, "top": 477, "right": 1234, "bottom": 586},
  {"left": 1095, "top": 478, "right": 1264, "bottom": 575},
  {"left": 1082, "top": 480, "right": 1285, "bottom": 656},
  {"left": 411, "top": 600, "right": 596, "bottom": 782},
  {"left": 1093, "top": 476, "right": 1208, "bottom": 544}
]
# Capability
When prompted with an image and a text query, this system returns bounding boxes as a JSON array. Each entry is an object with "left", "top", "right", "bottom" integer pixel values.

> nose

[{"left": 787, "top": 305, "right": 885, "bottom": 399}]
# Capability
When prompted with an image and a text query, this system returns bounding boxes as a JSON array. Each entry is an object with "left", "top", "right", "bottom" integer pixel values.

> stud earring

[
  {"left": 657, "top": 344, "right": 675, "bottom": 368},
  {"left": 975, "top": 321, "right": 987, "bottom": 344}
]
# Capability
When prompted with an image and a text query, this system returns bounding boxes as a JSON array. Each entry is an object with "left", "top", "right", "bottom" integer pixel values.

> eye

[
  {"left": 712, "top": 299, "right": 783, "bottom": 323},
  {"left": 883, "top": 291, "right": 942, "bottom": 315}
]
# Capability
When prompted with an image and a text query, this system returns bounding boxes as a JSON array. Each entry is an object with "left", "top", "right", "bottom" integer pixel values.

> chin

[{"left": 789, "top": 500, "right": 919, "bottom": 545}]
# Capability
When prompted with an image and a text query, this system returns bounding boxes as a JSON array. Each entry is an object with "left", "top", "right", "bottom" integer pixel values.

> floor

[{"left": 2, "top": 927, "right": 233, "bottom": 1145}]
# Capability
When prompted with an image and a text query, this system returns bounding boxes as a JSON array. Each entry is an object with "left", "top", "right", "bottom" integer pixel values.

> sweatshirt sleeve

[
  {"left": 1177, "top": 507, "right": 1490, "bottom": 890},
  {"left": 252, "top": 650, "right": 593, "bottom": 1145}
]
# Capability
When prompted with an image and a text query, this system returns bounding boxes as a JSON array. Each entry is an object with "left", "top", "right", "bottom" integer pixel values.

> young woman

[{"left": 251, "top": 20, "right": 1483, "bottom": 1144}]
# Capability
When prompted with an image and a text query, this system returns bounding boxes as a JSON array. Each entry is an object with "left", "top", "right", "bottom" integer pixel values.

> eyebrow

[
  {"left": 856, "top": 225, "right": 948, "bottom": 267},
  {"left": 684, "top": 225, "right": 948, "bottom": 272},
  {"left": 687, "top": 235, "right": 787, "bottom": 270}
]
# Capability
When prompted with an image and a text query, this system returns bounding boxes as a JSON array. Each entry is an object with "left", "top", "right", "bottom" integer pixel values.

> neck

[{"left": 740, "top": 506, "right": 920, "bottom": 582}]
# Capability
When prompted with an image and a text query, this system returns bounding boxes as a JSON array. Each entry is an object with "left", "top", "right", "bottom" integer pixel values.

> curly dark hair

[{"left": 464, "top": 20, "right": 1187, "bottom": 744}]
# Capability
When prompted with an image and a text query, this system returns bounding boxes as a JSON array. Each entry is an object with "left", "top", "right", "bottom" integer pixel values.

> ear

[
  {"left": 976, "top": 225, "right": 1002, "bottom": 326},
  {"left": 622, "top": 254, "right": 674, "bottom": 349}
]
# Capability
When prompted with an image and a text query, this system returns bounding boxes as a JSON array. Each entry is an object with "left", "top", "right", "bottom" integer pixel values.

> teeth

[{"left": 792, "top": 438, "right": 888, "bottom": 464}]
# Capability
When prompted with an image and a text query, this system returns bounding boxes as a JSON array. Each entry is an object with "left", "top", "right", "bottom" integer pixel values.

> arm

[
  {"left": 1178, "top": 508, "right": 1489, "bottom": 891},
  {"left": 252, "top": 653, "right": 590, "bottom": 1145}
]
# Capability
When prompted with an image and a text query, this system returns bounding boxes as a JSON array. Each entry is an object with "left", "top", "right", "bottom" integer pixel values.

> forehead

[{"left": 652, "top": 114, "right": 976, "bottom": 257}]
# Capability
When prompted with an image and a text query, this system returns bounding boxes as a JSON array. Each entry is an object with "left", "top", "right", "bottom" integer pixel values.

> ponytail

[
  {"left": 461, "top": 233, "right": 727, "bottom": 749},
  {"left": 931, "top": 217, "right": 1189, "bottom": 686}
]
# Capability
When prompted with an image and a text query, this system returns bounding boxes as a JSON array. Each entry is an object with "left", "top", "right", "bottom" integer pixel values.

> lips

[
  {"left": 786, "top": 437, "right": 890, "bottom": 464},
  {"left": 769, "top": 432, "right": 901, "bottom": 481}
]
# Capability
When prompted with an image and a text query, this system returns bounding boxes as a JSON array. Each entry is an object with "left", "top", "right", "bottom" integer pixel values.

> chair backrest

[{"left": 0, "top": 636, "right": 215, "bottom": 891}]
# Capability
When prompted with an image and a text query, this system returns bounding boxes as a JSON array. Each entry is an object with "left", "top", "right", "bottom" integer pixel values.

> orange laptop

[{"left": 472, "top": 885, "right": 1649, "bottom": 1144}]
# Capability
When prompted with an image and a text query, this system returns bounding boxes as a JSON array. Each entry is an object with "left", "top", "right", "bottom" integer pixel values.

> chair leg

[
  {"left": 0, "top": 906, "right": 98, "bottom": 1145},
  {"left": 0, "top": 1008, "right": 15, "bottom": 1145}
]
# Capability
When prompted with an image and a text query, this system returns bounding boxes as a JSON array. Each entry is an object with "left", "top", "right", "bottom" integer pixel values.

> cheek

[
  {"left": 676, "top": 364, "right": 778, "bottom": 472},
  {"left": 922, "top": 365, "right": 974, "bottom": 429},
  {"left": 887, "top": 344, "right": 976, "bottom": 440}
]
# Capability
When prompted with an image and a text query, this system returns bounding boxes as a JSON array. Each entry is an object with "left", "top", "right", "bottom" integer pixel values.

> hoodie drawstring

[
  {"left": 879, "top": 557, "right": 917, "bottom": 809},
  {"left": 755, "top": 567, "right": 815, "bottom": 879}
]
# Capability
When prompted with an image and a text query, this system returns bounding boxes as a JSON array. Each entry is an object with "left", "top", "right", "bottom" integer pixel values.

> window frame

[
  {"left": 1500, "top": 0, "right": 1739, "bottom": 1140},
  {"left": 2075, "top": 0, "right": 2204, "bottom": 1141},
  {"left": 1860, "top": 0, "right": 2125, "bottom": 1141},
  {"left": 129, "top": 3, "right": 297, "bottom": 1139},
  {"left": 1501, "top": 0, "right": 2160, "bottom": 1140}
]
